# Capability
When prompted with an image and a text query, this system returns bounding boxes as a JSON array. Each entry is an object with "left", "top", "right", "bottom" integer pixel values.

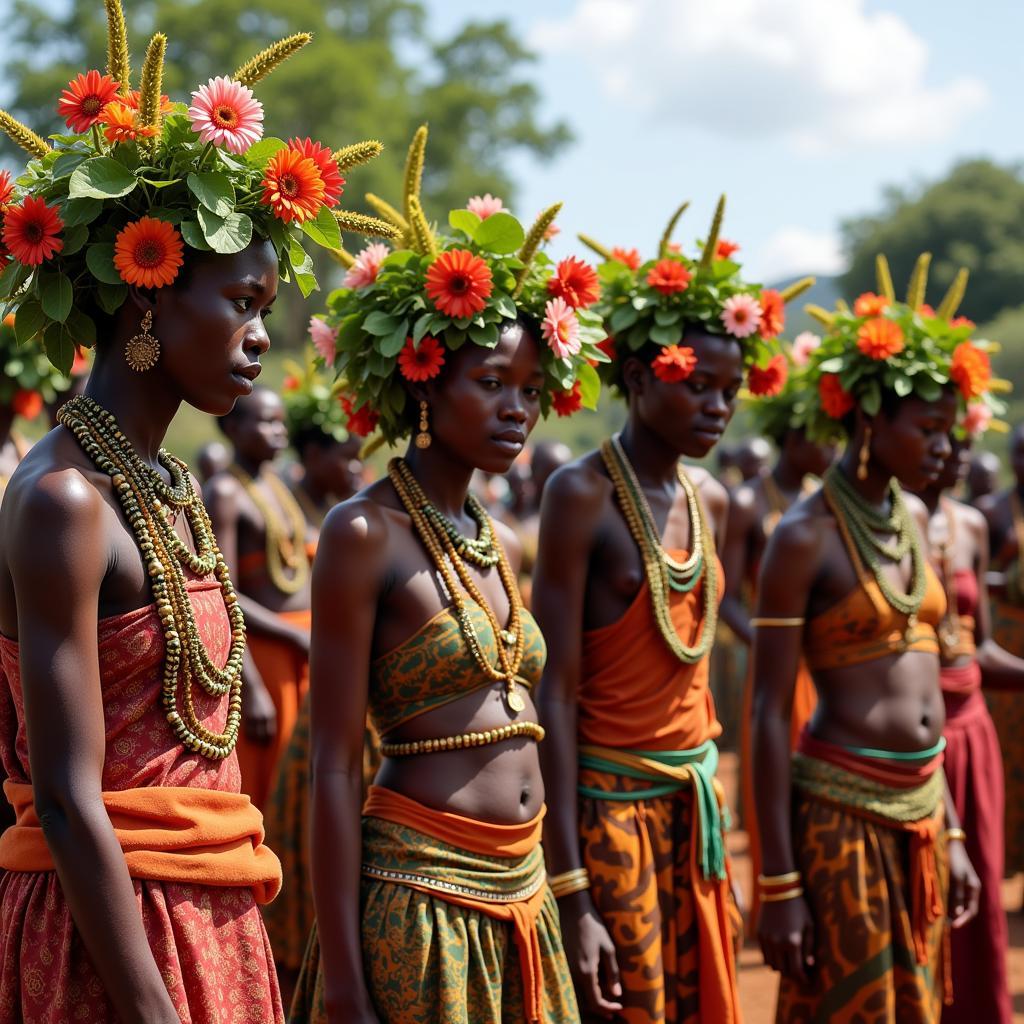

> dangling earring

[
  {"left": 124, "top": 310, "right": 160, "bottom": 372},
  {"left": 857, "top": 424, "right": 872, "bottom": 481},
  {"left": 415, "top": 399, "right": 431, "bottom": 449}
]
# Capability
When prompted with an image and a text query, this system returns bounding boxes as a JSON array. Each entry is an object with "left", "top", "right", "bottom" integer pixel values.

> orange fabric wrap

[
  {"left": 0, "top": 781, "right": 282, "bottom": 904},
  {"left": 363, "top": 786, "right": 548, "bottom": 1021}
]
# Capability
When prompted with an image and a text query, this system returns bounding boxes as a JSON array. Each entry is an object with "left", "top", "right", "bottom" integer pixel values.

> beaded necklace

[
  {"left": 58, "top": 395, "right": 245, "bottom": 760},
  {"left": 388, "top": 457, "right": 527, "bottom": 713},
  {"left": 229, "top": 465, "right": 310, "bottom": 596},
  {"left": 823, "top": 464, "right": 927, "bottom": 621},
  {"left": 600, "top": 435, "right": 718, "bottom": 664},
  {"left": 421, "top": 494, "right": 498, "bottom": 568}
]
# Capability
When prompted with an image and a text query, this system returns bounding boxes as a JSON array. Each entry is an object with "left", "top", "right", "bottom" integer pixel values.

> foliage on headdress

[
  {"left": 281, "top": 348, "right": 350, "bottom": 444},
  {"left": 0, "top": 314, "right": 68, "bottom": 411},
  {"left": 0, "top": 0, "right": 393, "bottom": 374},
  {"left": 745, "top": 347, "right": 818, "bottom": 445},
  {"left": 798, "top": 253, "right": 1009, "bottom": 441},
  {"left": 314, "top": 125, "right": 607, "bottom": 446}
]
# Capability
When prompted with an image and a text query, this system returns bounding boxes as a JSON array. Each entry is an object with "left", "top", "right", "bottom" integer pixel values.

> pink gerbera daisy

[
  {"left": 721, "top": 293, "right": 762, "bottom": 338},
  {"left": 188, "top": 76, "right": 264, "bottom": 154},
  {"left": 344, "top": 242, "right": 390, "bottom": 289},
  {"left": 466, "top": 194, "right": 505, "bottom": 219},
  {"left": 541, "top": 297, "right": 581, "bottom": 359},
  {"left": 791, "top": 331, "right": 821, "bottom": 366},
  {"left": 309, "top": 317, "right": 337, "bottom": 363}
]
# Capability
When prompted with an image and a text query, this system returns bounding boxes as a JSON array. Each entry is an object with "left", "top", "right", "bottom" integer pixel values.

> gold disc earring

[
  {"left": 125, "top": 310, "right": 161, "bottom": 372},
  {"left": 857, "top": 424, "right": 872, "bottom": 480},
  {"left": 415, "top": 399, "right": 432, "bottom": 449}
]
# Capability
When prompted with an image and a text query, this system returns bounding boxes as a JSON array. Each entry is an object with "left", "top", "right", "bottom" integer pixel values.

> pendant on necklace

[
  {"left": 506, "top": 686, "right": 526, "bottom": 713},
  {"left": 905, "top": 612, "right": 919, "bottom": 645},
  {"left": 500, "top": 629, "right": 517, "bottom": 647}
]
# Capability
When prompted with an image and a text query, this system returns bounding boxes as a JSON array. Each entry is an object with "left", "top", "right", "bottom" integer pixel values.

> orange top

[{"left": 579, "top": 551, "right": 723, "bottom": 750}]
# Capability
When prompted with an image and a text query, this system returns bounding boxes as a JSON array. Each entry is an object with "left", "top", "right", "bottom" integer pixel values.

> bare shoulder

[
  {"left": 904, "top": 491, "right": 930, "bottom": 535},
  {"left": 544, "top": 450, "right": 612, "bottom": 507},
  {"left": 949, "top": 496, "right": 988, "bottom": 541},
  {"left": 768, "top": 489, "right": 831, "bottom": 561},
  {"left": 319, "top": 488, "right": 392, "bottom": 564}
]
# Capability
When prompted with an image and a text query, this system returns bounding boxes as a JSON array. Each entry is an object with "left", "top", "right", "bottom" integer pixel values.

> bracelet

[
  {"left": 943, "top": 827, "right": 967, "bottom": 844},
  {"left": 750, "top": 617, "right": 805, "bottom": 628},
  {"left": 548, "top": 868, "right": 591, "bottom": 899},
  {"left": 757, "top": 871, "right": 801, "bottom": 888},
  {"left": 760, "top": 887, "right": 804, "bottom": 903}
]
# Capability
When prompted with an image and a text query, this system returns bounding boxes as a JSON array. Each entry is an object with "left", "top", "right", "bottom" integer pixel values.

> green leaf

[
  {"left": 468, "top": 321, "right": 499, "bottom": 347},
  {"left": 13, "top": 299, "right": 46, "bottom": 346},
  {"left": 96, "top": 282, "right": 128, "bottom": 314},
  {"left": 893, "top": 374, "right": 913, "bottom": 397},
  {"left": 198, "top": 207, "right": 252, "bottom": 254},
  {"left": 295, "top": 272, "right": 318, "bottom": 298},
  {"left": 85, "top": 244, "right": 123, "bottom": 285},
  {"left": 187, "top": 172, "right": 235, "bottom": 217},
  {"left": 60, "top": 197, "right": 103, "bottom": 227},
  {"left": 817, "top": 356, "right": 845, "bottom": 374},
  {"left": 654, "top": 307, "right": 679, "bottom": 327},
  {"left": 180, "top": 220, "right": 212, "bottom": 251},
  {"left": 412, "top": 311, "right": 437, "bottom": 344},
  {"left": 363, "top": 311, "right": 402, "bottom": 337},
  {"left": 38, "top": 272, "right": 73, "bottom": 323},
  {"left": 287, "top": 236, "right": 314, "bottom": 274},
  {"left": 649, "top": 322, "right": 683, "bottom": 346},
  {"left": 609, "top": 304, "right": 640, "bottom": 332},
  {"left": 68, "top": 157, "right": 138, "bottom": 199},
  {"left": 473, "top": 212, "right": 524, "bottom": 255},
  {"left": 916, "top": 377, "right": 942, "bottom": 401},
  {"left": 145, "top": 207, "right": 184, "bottom": 224},
  {"left": 61, "top": 223, "right": 89, "bottom": 257},
  {"left": 51, "top": 150, "right": 89, "bottom": 180},
  {"left": 141, "top": 176, "right": 182, "bottom": 190},
  {"left": 301, "top": 204, "right": 342, "bottom": 250},
  {"left": 861, "top": 380, "right": 881, "bottom": 416},
  {"left": 492, "top": 292, "right": 517, "bottom": 320},
  {"left": 378, "top": 321, "right": 409, "bottom": 357},
  {"left": 245, "top": 138, "right": 287, "bottom": 169},
  {"left": 43, "top": 321, "right": 75, "bottom": 375},
  {"left": 448, "top": 209, "right": 481, "bottom": 237},
  {"left": 577, "top": 362, "right": 601, "bottom": 409},
  {"left": 65, "top": 306, "right": 96, "bottom": 348}
]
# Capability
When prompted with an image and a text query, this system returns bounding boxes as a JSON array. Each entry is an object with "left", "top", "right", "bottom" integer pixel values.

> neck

[
  {"left": 235, "top": 451, "right": 270, "bottom": 478},
  {"left": 620, "top": 413, "right": 681, "bottom": 487},
  {"left": 916, "top": 481, "right": 945, "bottom": 515},
  {"left": 84, "top": 355, "right": 181, "bottom": 464},
  {"left": 401, "top": 442, "right": 474, "bottom": 521},
  {"left": 835, "top": 446, "right": 891, "bottom": 505},
  {"left": 772, "top": 454, "right": 806, "bottom": 494}
]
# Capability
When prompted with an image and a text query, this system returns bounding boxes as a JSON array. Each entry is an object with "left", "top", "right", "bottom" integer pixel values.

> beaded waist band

[{"left": 380, "top": 719, "right": 544, "bottom": 757}]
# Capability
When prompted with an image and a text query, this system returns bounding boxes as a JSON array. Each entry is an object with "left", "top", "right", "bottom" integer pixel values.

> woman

[
  {"left": 753, "top": 256, "right": 990, "bottom": 1022},
  {"left": 291, "top": 127, "right": 604, "bottom": 1023},
  {"left": 915, "top": 421, "right": 1023, "bottom": 1024},
  {"left": 0, "top": 10, "right": 388, "bottom": 1018},
  {"left": 536, "top": 202, "right": 809, "bottom": 1023}
]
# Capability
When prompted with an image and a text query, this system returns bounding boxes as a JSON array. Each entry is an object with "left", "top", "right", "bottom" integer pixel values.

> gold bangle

[
  {"left": 548, "top": 868, "right": 591, "bottom": 899},
  {"left": 760, "top": 887, "right": 804, "bottom": 903},
  {"left": 750, "top": 617, "right": 805, "bottom": 628},
  {"left": 943, "top": 827, "right": 967, "bottom": 844},
  {"left": 758, "top": 871, "right": 801, "bottom": 887}
]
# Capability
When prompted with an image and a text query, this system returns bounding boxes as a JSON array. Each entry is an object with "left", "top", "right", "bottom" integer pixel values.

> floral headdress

[
  {"left": 313, "top": 126, "right": 607, "bottom": 445},
  {"left": 580, "top": 197, "right": 813, "bottom": 396},
  {"left": 0, "top": 1, "right": 395, "bottom": 374},
  {"left": 798, "top": 253, "right": 1009, "bottom": 441},
  {"left": 744, "top": 335, "right": 824, "bottom": 445},
  {"left": 281, "top": 347, "right": 350, "bottom": 446},
  {"left": 0, "top": 313, "right": 68, "bottom": 419}
]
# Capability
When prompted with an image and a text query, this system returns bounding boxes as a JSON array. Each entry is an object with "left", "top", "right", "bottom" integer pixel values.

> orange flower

[
  {"left": 113, "top": 217, "right": 185, "bottom": 288},
  {"left": 283, "top": 375, "right": 300, "bottom": 392},
  {"left": 950, "top": 316, "right": 975, "bottom": 330},
  {"left": 758, "top": 289, "right": 785, "bottom": 339},
  {"left": 58, "top": 70, "right": 121, "bottom": 134},
  {"left": 610, "top": 246, "right": 641, "bottom": 270},
  {"left": 747, "top": 354, "right": 788, "bottom": 397},
  {"left": 340, "top": 395, "right": 379, "bottom": 437},
  {"left": 398, "top": 336, "right": 446, "bottom": 381},
  {"left": 0, "top": 170, "right": 13, "bottom": 208},
  {"left": 917, "top": 303, "right": 935, "bottom": 317},
  {"left": 715, "top": 239, "right": 740, "bottom": 260},
  {"left": 646, "top": 258, "right": 691, "bottom": 296},
  {"left": 287, "top": 137, "right": 345, "bottom": 208},
  {"left": 11, "top": 389, "right": 42, "bottom": 420},
  {"left": 2, "top": 313, "right": 14, "bottom": 328},
  {"left": 552, "top": 381, "right": 583, "bottom": 417},
  {"left": 651, "top": 344, "right": 697, "bottom": 382},
  {"left": 856, "top": 317, "right": 904, "bottom": 360},
  {"left": 819, "top": 374, "right": 854, "bottom": 419},
  {"left": 547, "top": 256, "right": 600, "bottom": 309},
  {"left": 100, "top": 100, "right": 158, "bottom": 144},
  {"left": 425, "top": 249, "right": 493, "bottom": 319},
  {"left": 261, "top": 146, "right": 326, "bottom": 224},
  {"left": 853, "top": 292, "right": 889, "bottom": 317},
  {"left": 2, "top": 196, "right": 63, "bottom": 265},
  {"left": 122, "top": 89, "right": 174, "bottom": 114},
  {"left": 950, "top": 342, "right": 992, "bottom": 400}
]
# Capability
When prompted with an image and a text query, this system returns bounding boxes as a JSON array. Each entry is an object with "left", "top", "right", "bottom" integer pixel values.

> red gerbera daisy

[
  {"left": 819, "top": 374, "right": 854, "bottom": 419},
  {"left": 11, "top": 389, "right": 42, "bottom": 420},
  {"left": 651, "top": 344, "right": 698, "bottom": 383},
  {"left": 610, "top": 247, "right": 641, "bottom": 271},
  {"left": 57, "top": 70, "right": 121, "bottom": 134},
  {"left": 758, "top": 289, "right": 785, "bottom": 340},
  {"left": 0, "top": 170, "right": 13, "bottom": 208},
  {"left": 597, "top": 335, "right": 616, "bottom": 359},
  {"left": 262, "top": 146, "right": 326, "bottom": 224},
  {"left": 747, "top": 354, "right": 788, "bottom": 397},
  {"left": 715, "top": 239, "right": 740, "bottom": 260},
  {"left": 3, "top": 196, "right": 63, "bottom": 266},
  {"left": 552, "top": 381, "right": 583, "bottom": 418},
  {"left": 113, "top": 217, "right": 185, "bottom": 288},
  {"left": 647, "top": 258, "right": 692, "bottom": 297},
  {"left": 288, "top": 137, "right": 346, "bottom": 208},
  {"left": 424, "top": 249, "right": 493, "bottom": 319},
  {"left": 547, "top": 256, "right": 600, "bottom": 309},
  {"left": 398, "top": 336, "right": 446, "bottom": 382},
  {"left": 340, "top": 395, "right": 379, "bottom": 437}
]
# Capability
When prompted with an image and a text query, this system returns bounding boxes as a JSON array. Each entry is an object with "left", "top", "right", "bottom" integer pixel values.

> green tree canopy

[{"left": 840, "top": 160, "right": 1024, "bottom": 325}]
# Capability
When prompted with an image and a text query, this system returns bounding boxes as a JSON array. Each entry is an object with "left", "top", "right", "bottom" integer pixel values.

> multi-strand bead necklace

[
  {"left": 388, "top": 457, "right": 526, "bottom": 712},
  {"left": 229, "top": 465, "right": 310, "bottom": 596},
  {"left": 58, "top": 395, "right": 245, "bottom": 760},
  {"left": 601, "top": 435, "right": 718, "bottom": 664}
]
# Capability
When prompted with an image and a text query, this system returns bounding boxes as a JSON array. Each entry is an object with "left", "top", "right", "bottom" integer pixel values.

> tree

[{"left": 840, "top": 160, "right": 1024, "bottom": 325}]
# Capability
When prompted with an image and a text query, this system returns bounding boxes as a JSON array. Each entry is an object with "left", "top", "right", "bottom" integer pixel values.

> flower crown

[
  {"left": 281, "top": 347, "right": 350, "bottom": 445},
  {"left": 744, "top": 336, "right": 824, "bottom": 445},
  {"left": 0, "top": 1, "right": 395, "bottom": 374},
  {"left": 313, "top": 126, "right": 607, "bottom": 444},
  {"left": 0, "top": 313, "right": 69, "bottom": 418},
  {"left": 580, "top": 197, "right": 813, "bottom": 396},
  {"left": 798, "top": 253, "right": 1009, "bottom": 441}
]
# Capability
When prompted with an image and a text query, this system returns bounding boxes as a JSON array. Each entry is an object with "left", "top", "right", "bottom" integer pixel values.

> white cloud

[
  {"left": 752, "top": 226, "right": 845, "bottom": 280},
  {"left": 532, "top": 0, "right": 988, "bottom": 152}
]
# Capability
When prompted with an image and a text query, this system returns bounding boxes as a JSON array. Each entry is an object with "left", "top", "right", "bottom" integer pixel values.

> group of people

[{"left": 0, "top": 6, "right": 1019, "bottom": 1023}]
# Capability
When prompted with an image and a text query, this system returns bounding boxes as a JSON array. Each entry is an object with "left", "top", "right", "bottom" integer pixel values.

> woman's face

[
  {"left": 426, "top": 321, "right": 544, "bottom": 475},
  {"left": 148, "top": 239, "right": 278, "bottom": 416},
  {"left": 306, "top": 435, "right": 364, "bottom": 500},
  {"left": 225, "top": 386, "right": 289, "bottom": 464},
  {"left": 935, "top": 434, "right": 971, "bottom": 492},
  {"left": 871, "top": 391, "right": 957, "bottom": 491},
  {"left": 628, "top": 330, "right": 744, "bottom": 458}
]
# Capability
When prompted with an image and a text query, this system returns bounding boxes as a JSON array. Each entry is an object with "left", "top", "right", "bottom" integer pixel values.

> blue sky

[{"left": 425, "top": 0, "right": 1022, "bottom": 282}]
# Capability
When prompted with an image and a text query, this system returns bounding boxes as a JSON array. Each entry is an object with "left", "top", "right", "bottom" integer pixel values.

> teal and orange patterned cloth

[{"left": 290, "top": 786, "right": 578, "bottom": 1024}]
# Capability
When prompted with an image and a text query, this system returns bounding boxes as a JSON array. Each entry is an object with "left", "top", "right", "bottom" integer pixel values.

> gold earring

[
  {"left": 857, "top": 425, "right": 872, "bottom": 480},
  {"left": 415, "top": 399, "right": 431, "bottom": 449},
  {"left": 124, "top": 310, "right": 160, "bottom": 372}
]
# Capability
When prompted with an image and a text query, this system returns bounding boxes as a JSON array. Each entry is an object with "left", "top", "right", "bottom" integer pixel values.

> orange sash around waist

[
  {"left": 0, "top": 782, "right": 282, "bottom": 904},
  {"left": 363, "top": 786, "right": 548, "bottom": 1021}
]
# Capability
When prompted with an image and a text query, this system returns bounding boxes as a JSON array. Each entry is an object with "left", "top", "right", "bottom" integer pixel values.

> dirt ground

[{"left": 716, "top": 751, "right": 1024, "bottom": 1023}]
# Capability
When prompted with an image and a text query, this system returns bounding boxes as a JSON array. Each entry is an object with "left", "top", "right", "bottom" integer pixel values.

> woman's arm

[
  {"left": 309, "top": 499, "right": 387, "bottom": 1023},
  {"left": 11, "top": 472, "right": 180, "bottom": 1023},
  {"left": 534, "top": 465, "right": 622, "bottom": 1017},
  {"left": 719, "top": 484, "right": 757, "bottom": 646}
]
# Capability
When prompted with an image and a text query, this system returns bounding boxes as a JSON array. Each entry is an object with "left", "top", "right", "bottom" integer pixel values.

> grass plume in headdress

[
  {"left": 799, "top": 252, "right": 1009, "bottom": 441},
  {"left": 313, "top": 125, "right": 607, "bottom": 445},
  {"left": 0, "top": 0, "right": 394, "bottom": 374}
]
